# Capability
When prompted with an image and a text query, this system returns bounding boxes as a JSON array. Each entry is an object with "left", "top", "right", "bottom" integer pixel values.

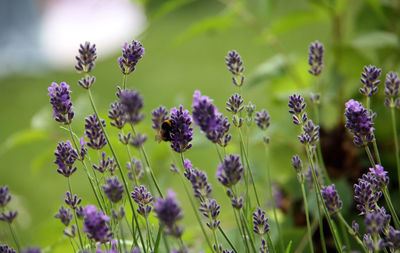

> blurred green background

[{"left": 1, "top": 0, "right": 400, "bottom": 252}]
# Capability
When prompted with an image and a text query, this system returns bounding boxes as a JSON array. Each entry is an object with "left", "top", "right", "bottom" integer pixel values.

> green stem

[
  {"left": 337, "top": 214, "right": 351, "bottom": 252},
  {"left": 87, "top": 89, "right": 147, "bottom": 252},
  {"left": 315, "top": 181, "right": 327, "bottom": 253},
  {"left": 119, "top": 218, "right": 128, "bottom": 253},
  {"left": 365, "top": 146, "right": 376, "bottom": 167},
  {"left": 337, "top": 213, "right": 368, "bottom": 253},
  {"left": 300, "top": 183, "right": 314, "bottom": 253},
  {"left": 67, "top": 178, "right": 84, "bottom": 249},
  {"left": 218, "top": 226, "right": 238, "bottom": 253},
  {"left": 7, "top": 222, "right": 20, "bottom": 252},
  {"left": 382, "top": 186, "right": 400, "bottom": 229},
  {"left": 121, "top": 129, "right": 139, "bottom": 187},
  {"left": 233, "top": 205, "right": 250, "bottom": 253},
  {"left": 123, "top": 74, "right": 128, "bottom": 90},
  {"left": 238, "top": 210, "right": 258, "bottom": 253},
  {"left": 238, "top": 128, "right": 261, "bottom": 207},
  {"left": 390, "top": 106, "right": 400, "bottom": 193},
  {"left": 264, "top": 144, "right": 284, "bottom": 252},
  {"left": 130, "top": 124, "right": 163, "bottom": 197},
  {"left": 145, "top": 216, "right": 153, "bottom": 251},
  {"left": 366, "top": 96, "right": 381, "bottom": 165}
]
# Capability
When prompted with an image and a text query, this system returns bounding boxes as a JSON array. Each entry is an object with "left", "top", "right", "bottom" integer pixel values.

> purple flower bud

[
  {"left": 352, "top": 220, "right": 359, "bottom": 235},
  {"left": 183, "top": 159, "right": 212, "bottom": 199},
  {"left": 384, "top": 72, "right": 400, "bottom": 101},
  {"left": 93, "top": 152, "right": 114, "bottom": 173},
  {"left": 130, "top": 132, "right": 147, "bottom": 148},
  {"left": 79, "top": 137, "right": 87, "bottom": 160},
  {"left": 170, "top": 163, "right": 179, "bottom": 173},
  {"left": 305, "top": 166, "right": 324, "bottom": 188},
  {"left": 64, "top": 191, "right": 81, "bottom": 209},
  {"left": 255, "top": 109, "right": 270, "bottom": 130},
  {"left": 54, "top": 206, "right": 72, "bottom": 226},
  {"left": 298, "top": 120, "right": 320, "bottom": 146},
  {"left": 363, "top": 234, "right": 375, "bottom": 251},
  {"left": 321, "top": 184, "right": 342, "bottom": 214},
  {"left": 108, "top": 102, "right": 125, "bottom": 129},
  {"left": 48, "top": 82, "right": 74, "bottom": 125},
  {"left": 291, "top": 155, "right": 303, "bottom": 173},
  {"left": 199, "top": 199, "right": 220, "bottom": 229},
  {"left": 354, "top": 175, "right": 382, "bottom": 214},
  {"left": 0, "top": 244, "right": 16, "bottom": 253},
  {"left": 132, "top": 185, "right": 153, "bottom": 217},
  {"left": 111, "top": 206, "right": 125, "bottom": 220},
  {"left": 225, "top": 50, "right": 245, "bottom": 87},
  {"left": 154, "top": 190, "right": 184, "bottom": 238},
  {"left": 54, "top": 141, "right": 78, "bottom": 177},
  {"left": 118, "top": 40, "right": 145, "bottom": 75},
  {"left": 77, "top": 75, "right": 96, "bottom": 89},
  {"left": 76, "top": 206, "right": 84, "bottom": 219},
  {"left": 127, "top": 158, "right": 143, "bottom": 181},
  {"left": 119, "top": 89, "right": 145, "bottom": 125},
  {"left": 252, "top": 207, "right": 270, "bottom": 235},
  {"left": 386, "top": 226, "right": 400, "bottom": 250},
  {"left": 152, "top": 106, "right": 169, "bottom": 130},
  {"left": 192, "top": 91, "right": 231, "bottom": 145},
  {"left": 345, "top": 99, "right": 375, "bottom": 146},
  {"left": 75, "top": 42, "right": 97, "bottom": 73},
  {"left": 0, "top": 211, "right": 17, "bottom": 224},
  {"left": 259, "top": 238, "right": 268, "bottom": 253},
  {"left": 216, "top": 154, "right": 243, "bottom": 187},
  {"left": 102, "top": 177, "right": 124, "bottom": 203},
  {"left": 226, "top": 94, "right": 244, "bottom": 115},
  {"left": 369, "top": 165, "right": 389, "bottom": 186},
  {"left": 170, "top": 106, "right": 193, "bottom": 153},
  {"left": 289, "top": 94, "right": 306, "bottom": 115},
  {"left": 85, "top": 115, "right": 107, "bottom": 150},
  {"left": 83, "top": 205, "right": 112, "bottom": 243},
  {"left": 119, "top": 132, "right": 131, "bottom": 145},
  {"left": 365, "top": 208, "right": 391, "bottom": 235},
  {"left": 308, "top": 41, "right": 324, "bottom": 76},
  {"left": 0, "top": 186, "right": 12, "bottom": 208},
  {"left": 360, "top": 65, "right": 382, "bottom": 97}
]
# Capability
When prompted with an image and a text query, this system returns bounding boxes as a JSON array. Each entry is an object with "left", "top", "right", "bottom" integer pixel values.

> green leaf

[
  {"left": 351, "top": 31, "right": 399, "bottom": 49},
  {"left": 285, "top": 240, "right": 293, "bottom": 253},
  {"left": 247, "top": 54, "right": 288, "bottom": 88},
  {"left": 0, "top": 129, "right": 49, "bottom": 155}
]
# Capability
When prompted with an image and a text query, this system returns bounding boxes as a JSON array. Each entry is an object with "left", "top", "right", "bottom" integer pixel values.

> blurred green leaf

[
  {"left": 247, "top": 54, "right": 288, "bottom": 88},
  {"left": 285, "top": 240, "right": 293, "bottom": 253},
  {"left": 0, "top": 129, "right": 49, "bottom": 155},
  {"left": 362, "top": 0, "right": 389, "bottom": 24},
  {"left": 351, "top": 31, "right": 399, "bottom": 49}
]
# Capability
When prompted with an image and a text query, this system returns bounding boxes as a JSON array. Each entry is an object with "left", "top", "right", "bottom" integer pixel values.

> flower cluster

[
  {"left": 321, "top": 184, "right": 342, "bottom": 214},
  {"left": 183, "top": 159, "right": 212, "bottom": 199},
  {"left": 344, "top": 99, "right": 374, "bottom": 146},
  {"left": 384, "top": 72, "right": 400, "bottom": 108},
  {"left": 83, "top": 205, "right": 113, "bottom": 243},
  {"left": 108, "top": 101, "right": 125, "bottom": 129},
  {"left": 93, "top": 152, "right": 115, "bottom": 173},
  {"left": 252, "top": 207, "right": 270, "bottom": 235},
  {"left": 84, "top": 114, "right": 107, "bottom": 150},
  {"left": 199, "top": 199, "right": 220, "bottom": 229},
  {"left": 308, "top": 41, "right": 324, "bottom": 76},
  {"left": 216, "top": 154, "right": 243, "bottom": 188},
  {"left": 54, "top": 141, "right": 78, "bottom": 177},
  {"left": 119, "top": 89, "right": 145, "bottom": 125},
  {"left": 102, "top": 177, "right": 124, "bottom": 203},
  {"left": 154, "top": 190, "right": 184, "bottom": 238},
  {"left": 360, "top": 65, "right": 382, "bottom": 97},
  {"left": 48, "top": 82, "right": 74, "bottom": 124},
  {"left": 75, "top": 42, "right": 97, "bottom": 74},
  {"left": 118, "top": 40, "right": 145, "bottom": 75},
  {"left": 170, "top": 105, "right": 193, "bottom": 153},
  {"left": 132, "top": 185, "right": 153, "bottom": 217},
  {"left": 151, "top": 106, "right": 169, "bottom": 130},
  {"left": 225, "top": 50, "right": 245, "bottom": 87}
]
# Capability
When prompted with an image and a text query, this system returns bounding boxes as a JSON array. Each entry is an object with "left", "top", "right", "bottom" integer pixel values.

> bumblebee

[{"left": 156, "top": 119, "right": 173, "bottom": 142}]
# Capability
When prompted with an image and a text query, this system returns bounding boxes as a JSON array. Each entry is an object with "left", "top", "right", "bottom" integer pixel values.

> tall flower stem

[
  {"left": 337, "top": 215, "right": 351, "bottom": 252},
  {"left": 390, "top": 106, "right": 400, "bottom": 192},
  {"left": 178, "top": 153, "right": 214, "bottom": 252},
  {"left": 364, "top": 146, "right": 376, "bottom": 167},
  {"left": 238, "top": 210, "right": 258, "bottom": 253},
  {"left": 300, "top": 182, "right": 314, "bottom": 253},
  {"left": 263, "top": 144, "right": 284, "bottom": 252},
  {"left": 67, "top": 178, "right": 84, "bottom": 249},
  {"left": 67, "top": 124, "right": 105, "bottom": 211},
  {"left": 87, "top": 88, "right": 147, "bottom": 252},
  {"left": 218, "top": 226, "right": 238, "bottom": 253},
  {"left": 238, "top": 128, "right": 261, "bottom": 207},
  {"left": 7, "top": 221, "right": 20, "bottom": 252},
  {"left": 366, "top": 97, "right": 382, "bottom": 165},
  {"left": 305, "top": 146, "right": 343, "bottom": 253},
  {"left": 121, "top": 129, "right": 139, "bottom": 187},
  {"left": 382, "top": 186, "right": 400, "bottom": 229},
  {"left": 336, "top": 213, "right": 368, "bottom": 253},
  {"left": 129, "top": 124, "right": 163, "bottom": 197}
]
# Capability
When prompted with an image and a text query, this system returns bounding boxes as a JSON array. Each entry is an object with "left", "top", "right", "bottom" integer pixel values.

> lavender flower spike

[
  {"left": 321, "top": 184, "right": 342, "bottom": 214},
  {"left": 102, "top": 177, "right": 124, "bottom": 203},
  {"left": 0, "top": 211, "right": 18, "bottom": 223},
  {"left": 75, "top": 41, "right": 97, "bottom": 73},
  {"left": 170, "top": 105, "right": 193, "bottom": 153},
  {"left": 0, "top": 186, "right": 12, "bottom": 208},
  {"left": 154, "top": 190, "right": 184, "bottom": 238},
  {"left": 119, "top": 89, "right": 145, "bottom": 125},
  {"left": 83, "top": 205, "right": 112, "bottom": 243},
  {"left": 131, "top": 185, "right": 153, "bottom": 217},
  {"left": 0, "top": 244, "right": 16, "bottom": 253},
  {"left": 48, "top": 82, "right": 74, "bottom": 125},
  {"left": 288, "top": 94, "right": 308, "bottom": 125},
  {"left": 54, "top": 141, "right": 78, "bottom": 177},
  {"left": 54, "top": 206, "right": 73, "bottom": 226},
  {"left": 225, "top": 50, "right": 245, "bottom": 87},
  {"left": 151, "top": 106, "right": 169, "bottom": 130},
  {"left": 84, "top": 114, "right": 107, "bottom": 150},
  {"left": 108, "top": 101, "right": 125, "bottom": 129},
  {"left": 384, "top": 72, "right": 400, "bottom": 108},
  {"left": 308, "top": 41, "right": 324, "bottom": 76},
  {"left": 199, "top": 199, "right": 221, "bottom": 229},
  {"left": 344, "top": 99, "right": 374, "bottom": 146},
  {"left": 118, "top": 40, "right": 145, "bottom": 75},
  {"left": 184, "top": 158, "right": 212, "bottom": 199},
  {"left": 252, "top": 207, "right": 270, "bottom": 235},
  {"left": 360, "top": 65, "right": 382, "bottom": 97},
  {"left": 216, "top": 154, "right": 243, "bottom": 187},
  {"left": 254, "top": 109, "right": 271, "bottom": 130}
]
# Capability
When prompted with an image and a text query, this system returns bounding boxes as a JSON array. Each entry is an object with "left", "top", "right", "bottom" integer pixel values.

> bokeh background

[{"left": 1, "top": 0, "right": 400, "bottom": 252}]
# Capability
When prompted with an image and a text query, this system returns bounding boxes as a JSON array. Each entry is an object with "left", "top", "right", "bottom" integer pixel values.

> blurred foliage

[{"left": 1, "top": 0, "right": 400, "bottom": 252}]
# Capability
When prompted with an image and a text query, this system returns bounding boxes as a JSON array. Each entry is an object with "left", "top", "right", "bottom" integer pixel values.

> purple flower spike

[
  {"left": 199, "top": 199, "right": 221, "bottom": 229},
  {"left": 384, "top": 72, "right": 400, "bottom": 108},
  {"left": 192, "top": 91, "right": 231, "bottom": 145},
  {"left": 152, "top": 106, "right": 169, "bottom": 130},
  {"left": 54, "top": 141, "right": 78, "bottom": 177},
  {"left": 85, "top": 114, "right": 107, "bottom": 150},
  {"left": 360, "top": 65, "right": 382, "bottom": 97},
  {"left": 0, "top": 186, "right": 12, "bottom": 208},
  {"left": 93, "top": 152, "right": 114, "bottom": 173},
  {"left": 217, "top": 154, "right": 243, "bottom": 187},
  {"left": 83, "top": 205, "right": 112, "bottom": 243},
  {"left": 48, "top": 82, "right": 74, "bottom": 125},
  {"left": 119, "top": 89, "right": 145, "bottom": 125},
  {"left": 288, "top": 94, "right": 308, "bottom": 125},
  {"left": 77, "top": 75, "right": 96, "bottom": 89},
  {"left": 386, "top": 226, "right": 400, "bottom": 250},
  {"left": 291, "top": 155, "right": 303, "bottom": 173},
  {"left": 54, "top": 206, "right": 72, "bottom": 226},
  {"left": 321, "top": 184, "right": 342, "bottom": 214},
  {"left": 154, "top": 190, "right": 184, "bottom": 238},
  {"left": 0, "top": 244, "right": 16, "bottom": 253},
  {"left": 79, "top": 137, "right": 87, "bottom": 160},
  {"left": 75, "top": 42, "right": 97, "bottom": 73},
  {"left": 354, "top": 175, "right": 381, "bottom": 214},
  {"left": 369, "top": 165, "right": 389, "bottom": 186},
  {"left": 118, "top": 40, "right": 145, "bottom": 75},
  {"left": 345, "top": 99, "right": 375, "bottom": 146},
  {"left": 225, "top": 50, "right": 245, "bottom": 87},
  {"left": 0, "top": 211, "right": 17, "bottom": 224},
  {"left": 108, "top": 101, "right": 125, "bottom": 129},
  {"left": 64, "top": 191, "right": 81, "bottom": 209},
  {"left": 252, "top": 207, "right": 270, "bottom": 235},
  {"left": 254, "top": 109, "right": 270, "bottom": 130},
  {"left": 226, "top": 94, "right": 244, "bottom": 115},
  {"left": 102, "top": 177, "right": 124, "bottom": 203},
  {"left": 132, "top": 185, "right": 153, "bottom": 217},
  {"left": 130, "top": 132, "right": 147, "bottom": 148},
  {"left": 170, "top": 105, "right": 193, "bottom": 153},
  {"left": 183, "top": 159, "right": 212, "bottom": 199},
  {"left": 127, "top": 158, "right": 143, "bottom": 181},
  {"left": 365, "top": 208, "right": 391, "bottom": 235},
  {"left": 308, "top": 41, "right": 324, "bottom": 76}
]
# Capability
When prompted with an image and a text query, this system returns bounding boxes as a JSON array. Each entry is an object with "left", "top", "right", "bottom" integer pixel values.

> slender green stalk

[
  {"left": 266, "top": 232, "right": 276, "bottom": 253},
  {"left": 239, "top": 141, "right": 251, "bottom": 219},
  {"left": 337, "top": 215, "right": 351, "bottom": 252},
  {"left": 382, "top": 186, "right": 400, "bottom": 229},
  {"left": 336, "top": 213, "right": 368, "bottom": 253},
  {"left": 366, "top": 96, "right": 381, "bottom": 165},
  {"left": 121, "top": 129, "right": 139, "bottom": 186},
  {"left": 300, "top": 183, "right": 314, "bottom": 253},
  {"left": 145, "top": 217, "right": 153, "bottom": 251},
  {"left": 218, "top": 226, "right": 239, "bottom": 253},
  {"left": 208, "top": 210, "right": 220, "bottom": 250},
  {"left": 306, "top": 146, "right": 343, "bottom": 253},
  {"left": 123, "top": 74, "right": 128, "bottom": 90},
  {"left": 178, "top": 153, "right": 214, "bottom": 252},
  {"left": 232, "top": 205, "right": 250, "bottom": 253},
  {"left": 67, "top": 178, "right": 84, "bottom": 249},
  {"left": 119, "top": 218, "right": 128, "bottom": 253},
  {"left": 7, "top": 222, "right": 20, "bottom": 252},
  {"left": 365, "top": 146, "right": 376, "bottom": 167},
  {"left": 238, "top": 210, "right": 258, "bottom": 253},
  {"left": 263, "top": 144, "right": 284, "bottom": 252},
  {"left": 390, "top": 106, "right": 400, "bottom": 192},
  {"left": 87, "top": 89, "right": 147, "bottom": 252}
]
